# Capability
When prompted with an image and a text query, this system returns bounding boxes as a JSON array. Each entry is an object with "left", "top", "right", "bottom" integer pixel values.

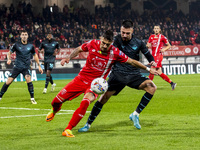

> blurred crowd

[{"left": 0, "top": 1, "right": 200, "bottom": 50}]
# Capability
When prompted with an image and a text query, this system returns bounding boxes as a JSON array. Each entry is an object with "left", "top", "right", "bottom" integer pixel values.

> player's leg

[
  {"left": 63, "top": 91, "right": 97, "bottom": 137},
  {"left": 78, "top": 90, "right": 115, "bottom": 132},
  {"left": 158, "top": 67, "right": 177, "bottom": 90},
  {"left": 46, "top": 76, "right": 86, "bottom": 122},
  {"left": 24, "top": 68, "right": 36, "bottom": 104},
  {"left": 79, "top": 72, "right": 125, "bottom": 132},
  {"left": 43, "top": 63, "right": 49, "bottom": 93},
  {"left": 0, "top": 67, "right": 19, "bottom": 100},
  {"left": 128, "top": 76, "right": 157, "bottom": 129},
  {"left": 48, "top": 63, "right": 56, "bottom": 91},
  {"left": 0, "top": 77, "right": 14, "bottom": 100}
]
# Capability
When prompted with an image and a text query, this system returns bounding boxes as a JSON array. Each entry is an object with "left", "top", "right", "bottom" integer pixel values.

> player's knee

[{"left": 146, "top": 81, "right": 157, "bottom": 94}]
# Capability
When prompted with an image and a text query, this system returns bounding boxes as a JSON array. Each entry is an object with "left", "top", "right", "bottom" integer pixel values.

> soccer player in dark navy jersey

[
  {"left": 79, "top": 20, "right": 157, "bottom": 131},
  {"left": 39, "top": 33, "right": 60, "bottom": 94},
  {"left": 0, "top": 30, "right": 43, "bottom": 104}
]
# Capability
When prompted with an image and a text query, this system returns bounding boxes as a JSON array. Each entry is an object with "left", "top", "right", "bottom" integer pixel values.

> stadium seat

[
  {"left": 175, "top": 41, "right": 181, "bottom": 45},
  {"left": 171, "top": 41, "right": 175, "bottom": 45}
]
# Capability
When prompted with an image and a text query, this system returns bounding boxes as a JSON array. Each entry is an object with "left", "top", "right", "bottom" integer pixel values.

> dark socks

[
  {"left": 87, "top": 101, "right": 103, "bottom": 125},
  {"left": 136, "top": 92, "right": 153, "bottom": 114},
  {"left": 50, "top": 75, "right": 53, "bottom": 84},
  {"left": 45, "top": 76, "right": 50, "bottom": 88},
  {"left": 0, "top": 83, "right": 10, "bottom": 98},
  {"left": 27, "top": 82, "right": 34, "bottom": 98}
]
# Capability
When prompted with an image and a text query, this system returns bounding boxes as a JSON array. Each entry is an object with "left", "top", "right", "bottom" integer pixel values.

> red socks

[
  {"left": 51, "top": 96, "right": 63, "bottom": 113},
  {"left": 66, "top": 98, "right": 90, "bottom": 130},
  {"left": 149, "top": 73, "right": 154, "bottom": 80},
  {"left": 160, "top": 73, "right": 171, "bottom": 83}
]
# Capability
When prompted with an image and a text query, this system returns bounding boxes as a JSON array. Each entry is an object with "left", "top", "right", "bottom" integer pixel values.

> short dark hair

[
  {"left": 154, "top": 25, "right": 161, "bottom": 28},
  {"left": 103, "top": 30, "right": 113, "bottom": 41},
  {"left": 121, "top": 20, "right": 133, "bottom": 28},
  {"left": 20, "top": 30, "right": 28, "bottom": 34}
]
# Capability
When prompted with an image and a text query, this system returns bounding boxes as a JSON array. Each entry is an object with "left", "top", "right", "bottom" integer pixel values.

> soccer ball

[{"left": 91, "top": 78, "right": 108, "bottom": 94}]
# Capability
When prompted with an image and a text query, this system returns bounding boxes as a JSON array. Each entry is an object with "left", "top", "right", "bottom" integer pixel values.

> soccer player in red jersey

[
  {"left": 147, "top": 25, "right": 176, "bottom": 90},
  {"left": 45, "top": 30, "right": 158, "bottom": 137}
]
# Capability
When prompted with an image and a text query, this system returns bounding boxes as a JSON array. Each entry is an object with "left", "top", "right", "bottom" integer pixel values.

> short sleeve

[
  {"left": 81, "top": 40, "right": 92, "bottom": 52},
  {"left": 116, "top": 49, "right": 128, "bottom": 63},
  {"left": 162, "top": 36, "right": 169, "bottom": 44},
  {"left": 39, "top": 42, "right": 44, "bottom": 50},
  {"left": 56, "top": 42, "right": 60, "bottom": 49},
  {"left": 31, "top": 45, "right": 36, "bottom": 55},
  {"left": 10, "top": 43, "right": 16, "bottom": 53},
  {"left": 148, "top": 35, "right": 153, "bottom": 43}
]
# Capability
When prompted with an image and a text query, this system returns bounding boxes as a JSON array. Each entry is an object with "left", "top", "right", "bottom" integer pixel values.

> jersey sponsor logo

[
  {"left": 131, "top": 45, "right": 138, "bottom": 50},
  {"left": 91, "top": 56, "right": 107, "bottom": 71},
  {"left": 27, "top": 47, "right": 31, "bottom": 50},
  {"left": 52, "top": 44, "right": 55, "bottom": 46}
]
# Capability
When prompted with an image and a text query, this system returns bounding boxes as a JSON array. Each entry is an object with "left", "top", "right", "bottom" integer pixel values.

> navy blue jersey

[
  {"left": 112, "top": 34, "right": 154, "bottom": 75},
  {"left": 39, "top": 40, "right": 60, "bottom": 63},
  {"left": 10, "top": 42, "right": 35, "bottom": 69}
]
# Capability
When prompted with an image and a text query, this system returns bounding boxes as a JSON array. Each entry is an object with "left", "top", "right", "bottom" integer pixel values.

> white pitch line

[
  {"left": 0, "top": 107, "right": 91, "bottom": 119},
  {"left": 0, "top": 112, "right": 72, "bottom": 119},
  {"left": 0, "top": 107, "right": 90, "bottom": 113}
]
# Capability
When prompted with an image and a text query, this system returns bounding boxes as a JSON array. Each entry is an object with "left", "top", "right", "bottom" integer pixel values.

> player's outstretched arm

[
  {"left": 7, "top": 51, "right": 12, "bottom": 65},
  {"left": 126, "top": 58, "right": 158, "bottom": 75},
  {"left": 33, "top": 54, "right": 43, "bottom": 74},
  {"left": 61, "top": 46, "right": 83, "bottom": 66},
  {"left": 161, "top": 42, "right": 171, "bottom": 53}
]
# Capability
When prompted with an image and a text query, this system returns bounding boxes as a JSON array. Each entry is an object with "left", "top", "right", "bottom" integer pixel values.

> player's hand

[
  {"left": 160, "top": 49, "right": 165, "bottom": 53},
  {"left": 148, "top": 61, "right": 157, "bottom": 66},
  {"left": 39, "top": 50, "right": 44, "bottom": 54},
  {"left": 7, "top": 59, "right": 11, "bottom": 65},
  {"left": 38, "top": 66, "right": 43, "bottom": 74},
  {"left": 61, "top": 58, "right": 70, "bottom": 66},
  {"left": 149, "top": 68, "right": 159, "bottom": 75}
]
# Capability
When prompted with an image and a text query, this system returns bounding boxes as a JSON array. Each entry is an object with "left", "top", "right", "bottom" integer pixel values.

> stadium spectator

[
  {"left": 195, "top": 33, "right": 200, "bottom": 44},
  {"left": 0, "top": 3, "right": 199, "bottom": 46}
]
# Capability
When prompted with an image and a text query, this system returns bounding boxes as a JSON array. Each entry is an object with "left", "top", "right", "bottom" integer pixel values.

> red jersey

[
  {"left": 148, "top": 34, "right": 169, "bottom": 57},
  {"left": 79, "top": 39, "right": 128, "bottom": 83}
]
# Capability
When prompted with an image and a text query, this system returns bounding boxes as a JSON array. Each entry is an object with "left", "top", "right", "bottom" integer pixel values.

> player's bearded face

[
  {"left": 47, "top": 34, "right": 52, "bottom": 40},
  {"left": 153, "top": 26, "right": 161, "bottom": 35},
  {"left": 20, "top": 32, "right": 28, "bottom": 42},
  {"left": 121, "top": 26, "right": 133, "bottom": 41},
  {"left": 100, "top": 38, "right": 112, "bottom": 52}
]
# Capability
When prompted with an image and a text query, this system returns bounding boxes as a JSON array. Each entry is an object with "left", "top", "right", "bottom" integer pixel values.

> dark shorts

[
  {"left": 107, "top": 71, "right": 149, "bottom": 95},
  {"left": 44, "top": 62, "right": 54, "bottom": 72},
  {"left": 9, "top": 67, "right": 31, "bottom": 79}
]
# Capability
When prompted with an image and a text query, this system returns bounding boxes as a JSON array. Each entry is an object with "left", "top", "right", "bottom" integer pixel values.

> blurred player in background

[
  {"left": 79, "top": 20, "right": 157, "bottom": 132},
  {"left": 39, "top": 33, "right": 60, "bottom": 94},
  {"left": 45, "top": 30, "right": 158, "bottom": 137},
  {"left": 0, "top": 30, "right": 43, "bottom": 104},
  {"left": 146, "top": 25, "right": 176, "bottom": 90}
]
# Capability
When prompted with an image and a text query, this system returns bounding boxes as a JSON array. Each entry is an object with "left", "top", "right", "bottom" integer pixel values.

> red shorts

[
  {"left": 153, "top": 55, "right": 163, "bottom": 68},
  {"left": 58, "top": 76, "right": 98, "bottom": 101}
]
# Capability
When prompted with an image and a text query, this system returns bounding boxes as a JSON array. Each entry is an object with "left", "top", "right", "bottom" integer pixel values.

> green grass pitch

[{"left": 0, "top": 74, "right": 200, "bottom": 150}]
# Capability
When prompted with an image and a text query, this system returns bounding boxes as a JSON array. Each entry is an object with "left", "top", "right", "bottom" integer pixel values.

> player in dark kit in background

[
  {"left": 0, "top": 30, "right": 43, "bottom": 104},
  {"left": 39, "top": 33, "right": 60, "bottom": 94},
  {"left": 79, "top": 20, "right": 157, "bottom": 131}
]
